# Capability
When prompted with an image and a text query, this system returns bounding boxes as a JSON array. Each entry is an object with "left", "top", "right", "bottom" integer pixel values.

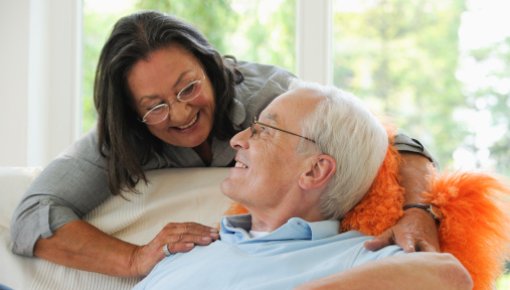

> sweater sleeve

[
  {"left": 10, "top": 130, "right": 112, "bottom": 256},
  {"left": 393, "top": 133, "right": 438, "bottom": 167}
]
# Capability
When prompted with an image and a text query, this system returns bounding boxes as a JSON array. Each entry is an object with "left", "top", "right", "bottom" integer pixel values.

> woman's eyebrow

[
  {"left": 172, "top": 69, "right": 194, "bottom": 89},
  {"left": 138, "top": 69, "right": 194, "bottom": 104}
]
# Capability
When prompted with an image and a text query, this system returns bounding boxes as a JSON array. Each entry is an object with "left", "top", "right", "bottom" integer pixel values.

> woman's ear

[{"left": 299, "top": 154, "right": 336, "bottom": 190}]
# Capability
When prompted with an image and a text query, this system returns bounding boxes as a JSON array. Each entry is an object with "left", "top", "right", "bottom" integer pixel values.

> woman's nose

[{"left": 168, "top": 100, "right": 191, "bottom": 124}]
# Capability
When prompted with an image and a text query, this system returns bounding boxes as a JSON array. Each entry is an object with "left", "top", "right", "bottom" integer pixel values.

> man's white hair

[{"left": 291, "top": 79, "right": 388, "bottom": 220}]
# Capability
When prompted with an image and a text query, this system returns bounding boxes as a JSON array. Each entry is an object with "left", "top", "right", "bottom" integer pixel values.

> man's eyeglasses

[
  {"left": 250, "top": 117, "right": 316, "bottom": 143},
  {"left": 141, "top": 72, "right": 206, "bottom": 125}
]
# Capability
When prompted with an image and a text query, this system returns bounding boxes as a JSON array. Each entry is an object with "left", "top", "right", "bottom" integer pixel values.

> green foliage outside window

[
  {"left": 333, "top": 0, "right": 467, "bottom": 169},
  {"left": 135, "top": 0, "right": 296, "bottom": 71},
  {"left": 468, "top": 37, "right": 510, "bottom": 175},
  {"left": 333, "top": 0, "right": 510, "bottom": 177}
]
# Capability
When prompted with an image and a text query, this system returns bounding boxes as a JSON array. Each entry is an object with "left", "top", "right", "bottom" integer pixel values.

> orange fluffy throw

[
  {"left": 224, "top": 133, "right": 510, "bottom": 290},
  {"left": 425, "top": 172, "right": 510, "bottom": 290}
]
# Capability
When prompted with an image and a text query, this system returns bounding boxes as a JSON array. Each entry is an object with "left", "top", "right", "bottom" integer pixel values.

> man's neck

[
  {"left": 244, "top": 188, "right": 325, "bottom": 232},
  {"left": 250, "top": 213, "right": 285, "bottom": 232},
  {"left": 250, "top": 207, "right": 324, "bottom": 232}
]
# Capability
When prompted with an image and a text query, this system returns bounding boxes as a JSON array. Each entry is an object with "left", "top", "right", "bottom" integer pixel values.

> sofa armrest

[{"left": 0, "top": 167, "right": 41, "bottom": 227}]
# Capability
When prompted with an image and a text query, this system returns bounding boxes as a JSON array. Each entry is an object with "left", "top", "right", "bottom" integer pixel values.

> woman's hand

[
  {"left": 364, "top": 153, "right": 440, "bottom": 252},
  {"left": 128, "top": 222, "right": 219, "bottom": 276},
  {"left": 364, "top": 208, "right": 439, "bottom": 252}
]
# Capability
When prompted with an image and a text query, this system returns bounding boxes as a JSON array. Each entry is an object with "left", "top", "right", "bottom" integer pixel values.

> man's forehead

[
  {"left": 261, "top": 89, "right": 321, "bottom": 121},
  {"left": 259, "top": 106, "right": 284, "bottom": 125},
  {"left": 260, "top": 112, "right": 278, "bottom": 122},
  {"left": 284, "top": 88, "right": 323, "bottom": 105}
]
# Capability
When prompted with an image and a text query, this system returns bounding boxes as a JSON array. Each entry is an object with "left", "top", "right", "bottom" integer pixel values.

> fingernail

[
  {"left": 185, "top": 243, "right": 194, "bottom": 247},
  {"left": 202, "top": 236, "right": 212, "bottom": 242}
]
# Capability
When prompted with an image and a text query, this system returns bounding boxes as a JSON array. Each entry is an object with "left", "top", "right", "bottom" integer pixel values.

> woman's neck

[{"left": 193, "top": 141, "right": 212, "bottom": 166}]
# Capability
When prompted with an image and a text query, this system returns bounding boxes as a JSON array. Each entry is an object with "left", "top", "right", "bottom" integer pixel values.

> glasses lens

[
  {"left": 143, "top": 104, "right": 169, "bottom": 125},
  {"left": 177, "top": 79, "right": 202, "bottom": 102}
]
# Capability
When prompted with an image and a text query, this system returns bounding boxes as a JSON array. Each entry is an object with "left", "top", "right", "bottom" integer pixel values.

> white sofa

[{"left": 0, "top": 166, "right": 232, "bottom": 289}]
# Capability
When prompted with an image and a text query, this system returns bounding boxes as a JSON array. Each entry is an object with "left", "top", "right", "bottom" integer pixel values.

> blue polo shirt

[{"left": 134, "top": 215, "right": 404, "bottom": 290}]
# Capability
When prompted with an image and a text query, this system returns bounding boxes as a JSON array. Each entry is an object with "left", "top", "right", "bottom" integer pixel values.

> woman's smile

[{"left": 172, "top": 112, "right": 199, "bottom": 131}]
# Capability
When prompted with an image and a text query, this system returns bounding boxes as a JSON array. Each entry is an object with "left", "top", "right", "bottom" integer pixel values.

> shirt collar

[{"left": 220, "top": 214, "right": 339, "bottom": 244}]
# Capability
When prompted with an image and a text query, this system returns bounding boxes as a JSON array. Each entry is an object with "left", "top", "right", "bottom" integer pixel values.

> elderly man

[{"left": 134, "top": 80, "right": 472, "bottom": 290}]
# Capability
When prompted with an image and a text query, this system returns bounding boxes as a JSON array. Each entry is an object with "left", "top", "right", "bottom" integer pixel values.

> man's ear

[{"left": 299, "top": 154, "right": 336, "bottom": 190}]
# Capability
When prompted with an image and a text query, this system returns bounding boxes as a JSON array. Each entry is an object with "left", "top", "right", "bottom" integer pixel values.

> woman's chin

[{"left": 166, "top": 122, "right": 212, "bottom": 147}]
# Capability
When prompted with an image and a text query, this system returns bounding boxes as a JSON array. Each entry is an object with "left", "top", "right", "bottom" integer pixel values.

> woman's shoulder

[
  {"left": 236, "top": 61, "right": 295, "bottom": 86},
  {"left": 61, "top": 128, "right": 106, "bottom": 167},
  {"left": 233, "top": 61, "right": 296, "bottom": 121}
]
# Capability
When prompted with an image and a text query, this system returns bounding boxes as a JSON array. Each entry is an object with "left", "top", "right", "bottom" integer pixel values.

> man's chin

[
  {"left": 220, "top": 178, "right": 233, "bottom": 198},
  {"left": 221, "top": 178, "right": 242, "bottom": 201}
]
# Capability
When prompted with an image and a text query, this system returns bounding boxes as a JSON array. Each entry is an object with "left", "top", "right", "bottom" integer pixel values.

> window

[{"left": 333, "top": 0, "right": 510, "bottom": 176}]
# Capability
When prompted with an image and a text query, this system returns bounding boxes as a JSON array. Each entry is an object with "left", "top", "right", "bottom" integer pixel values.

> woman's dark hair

[{"left": 94, "top": 11, "right": 242, "bottom": 195}]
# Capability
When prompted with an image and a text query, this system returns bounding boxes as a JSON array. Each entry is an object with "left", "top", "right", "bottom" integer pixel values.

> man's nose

[{"left": 230, "top": 128, "right": 250, "bottom": 150}]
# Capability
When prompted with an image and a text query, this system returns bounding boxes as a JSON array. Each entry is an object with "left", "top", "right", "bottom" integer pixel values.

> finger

[
  {"left": 164, "top": 222, "right": 218, "bottom": 236},
  {"left": 393, "top": 234, "right": 417, "bottom": 253},
  {"left": 164, "top": 222, "right": 214, "bottom": 231},
  {"left": 183, "top": 233, "right": 215, "bottom": 245},
  {"left": 180, "top": 222, "right": 218, "bottom": 234},
  {"left": 403, "top": 243, "right": 416, "bottom": 253},
  {"left": 167, "top": 233, "right": 216, "bottom": 245},
  {"left": 166, "top": 242, "right": 195, "bottom": 254},
  {"left": 364, "top": 230, "right": 395, "bottom": 251},
  {"left": 416, "top": 240, "right": 439, "bottom": 253}
]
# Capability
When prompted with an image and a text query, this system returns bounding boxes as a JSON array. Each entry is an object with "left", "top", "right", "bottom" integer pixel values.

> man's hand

[
  {"left": 295, "top": 252, "right": 472, "bottom": 290},
  {"left": 364, "top": 208, "right": 439, "bottom": 252}
]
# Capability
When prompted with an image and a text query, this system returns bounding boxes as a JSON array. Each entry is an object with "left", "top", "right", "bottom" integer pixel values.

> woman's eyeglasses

[{"left": 141, "top": 73, "right": 205, "bottom": 125}]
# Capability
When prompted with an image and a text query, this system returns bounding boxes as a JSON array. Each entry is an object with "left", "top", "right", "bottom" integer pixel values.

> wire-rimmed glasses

[
  {"left": 249, "top": 117, "right": 316, "bottom": 143},
  {"left": 141, "top": 72, "right": 206, "bottom": 125}
]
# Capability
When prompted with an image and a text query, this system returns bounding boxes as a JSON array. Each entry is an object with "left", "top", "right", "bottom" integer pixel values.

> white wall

[
  {"left": 0, "top": 0, "right": 81, "bottom": 167},
  {"left": 1, "top": 1, "right": 30, "bottom": 166}
]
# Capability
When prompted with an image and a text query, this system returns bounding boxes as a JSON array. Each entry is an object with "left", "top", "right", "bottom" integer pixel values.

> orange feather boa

[{"left": 224, "top": 131, "right": 510, "bottom": 290}]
